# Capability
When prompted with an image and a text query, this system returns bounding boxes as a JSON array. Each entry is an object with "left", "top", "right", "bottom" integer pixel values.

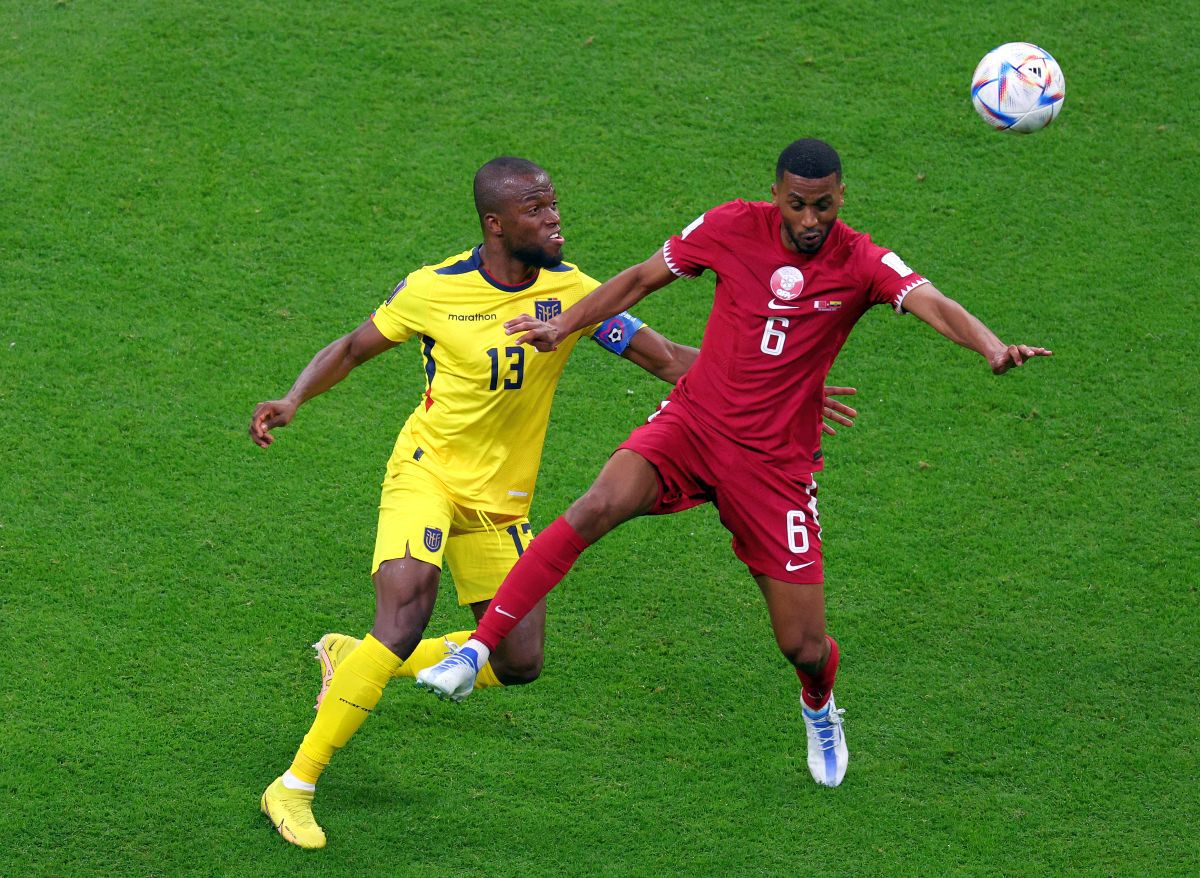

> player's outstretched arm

[
  {"left": 506, "top": 250, "right": 679, "bottom": 352},
  {"left": 616, "top": 330, "right": 858, "bottom": 431},
  {"left": 902, "top": 284, "right": 1052, "bottom": 375},
  {"left": 249, "top": 319, "right": 397, "bottom": 447},
  {"left": 621, "top": 327, "right": 698, "bottom": 384}
]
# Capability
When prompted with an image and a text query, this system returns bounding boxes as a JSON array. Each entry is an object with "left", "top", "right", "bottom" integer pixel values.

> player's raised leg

[
  {"left": 471, "top": 597, "right": 548, "bottom": 685},
  {"left": 454, "top": 515, "right": 550, "bottom": 687},
  {"left": 757, "top": 575, "right": 847, "bottom": 787},
  {"left": 313, "top": 522, "right": 548, "bottom": 704},
  {"left": 313, "top": 627, "right": 515, "bottom": 710},
  {"left": 263, "top": 552, "right": 439, "bottom": 848},
  {"left": 416, "top": 450, "right": 661, "bottom": 700}
]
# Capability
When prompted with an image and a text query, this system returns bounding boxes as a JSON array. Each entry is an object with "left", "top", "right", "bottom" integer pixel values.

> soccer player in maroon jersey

[{"left": 417, "top": 139, "right": 1052, "bottom": 787}]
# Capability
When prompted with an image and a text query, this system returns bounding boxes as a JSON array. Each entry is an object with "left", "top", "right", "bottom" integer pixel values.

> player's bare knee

[
  {"left": 779, "top": 633, "right": 828, "bottom": 670},
  {"left": 492, "top": 650, "right": 544, "bottom": 686},
  {"left": 567, "top": 487, "right": 626, "bottom": 536}
]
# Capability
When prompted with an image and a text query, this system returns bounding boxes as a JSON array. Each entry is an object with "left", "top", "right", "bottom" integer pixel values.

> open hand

[
  {"left": 821, "top": 385, "right": 858, "bottom": 436},
  {"left": 990, "top": 344, "right": 1053, "bottom": 375},
  {"left": 504, "top": 314, "right": 562, "bottom": 351}
]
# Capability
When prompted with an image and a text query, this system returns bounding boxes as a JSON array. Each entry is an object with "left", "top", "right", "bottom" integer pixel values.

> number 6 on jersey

[{"left": 761, "top": 317, "right": 790, "bottom": 356}]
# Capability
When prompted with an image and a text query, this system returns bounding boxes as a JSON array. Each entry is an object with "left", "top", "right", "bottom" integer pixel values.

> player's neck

[{"left": 479, "top": 241, "right": 538, "bottom": 288}]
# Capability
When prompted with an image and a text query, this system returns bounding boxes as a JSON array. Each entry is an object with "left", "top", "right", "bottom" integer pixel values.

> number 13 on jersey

[{"left": 487, "top": 346, "right": 525, "bottom": 390}]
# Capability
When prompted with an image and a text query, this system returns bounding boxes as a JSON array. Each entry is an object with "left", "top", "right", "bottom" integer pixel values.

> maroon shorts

[{"left": 618, "top": 401, "right": 823, "bottom": 584}]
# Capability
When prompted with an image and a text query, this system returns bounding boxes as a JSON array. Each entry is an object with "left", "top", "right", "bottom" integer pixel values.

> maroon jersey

[{"left": 661, "top": 199, "right": 929, "bottom": 471}]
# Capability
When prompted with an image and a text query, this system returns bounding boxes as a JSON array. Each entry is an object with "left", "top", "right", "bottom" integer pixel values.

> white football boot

[
  {"left": 801, "top": 692, "right": 848, "bottom": 787},
  {"left": 414, "top": 642, "right": 482, "bottom": 702}
]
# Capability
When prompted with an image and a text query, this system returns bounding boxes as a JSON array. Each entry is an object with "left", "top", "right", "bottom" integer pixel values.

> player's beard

[
  {"left": 513, "top": 242, "right": 564, "bottom": 269},
  {"left": 785, "top": 224, "right": 828, "bottom": 254}
]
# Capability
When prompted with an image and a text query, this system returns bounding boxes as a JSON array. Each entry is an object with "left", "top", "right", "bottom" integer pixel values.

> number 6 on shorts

[{"left": 786, "top": 509, "right": 810, "bottom": 554}]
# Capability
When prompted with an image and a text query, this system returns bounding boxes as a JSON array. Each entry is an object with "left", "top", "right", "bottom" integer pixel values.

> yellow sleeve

[
  {"left": 576, "top": 270, "right": 603, "bottom": 338},
  {"left": 371, "top": 275, "right": 423, "bottom": 343},
  {"left": 578, "top": 270, "right": 602, "bottom": 295}
]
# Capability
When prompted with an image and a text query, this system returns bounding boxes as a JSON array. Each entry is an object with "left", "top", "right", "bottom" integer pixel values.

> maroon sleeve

[
  {"left": 660, "top": 200, "right": 746, "bottom": 279},
  {"left": 856, "top": 238, "right": 931, "bottom": 313}
]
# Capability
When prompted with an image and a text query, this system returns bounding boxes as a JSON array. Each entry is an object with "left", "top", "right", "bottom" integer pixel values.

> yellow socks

[
  {"left": 288, "top": 629, "right": 510, "bottom": 784},
  {"left": 392, "top": 630, "right": 504, "bottom": 688},
  {"left": 290, "top": 634, "right": 400, "bottom": 784}
]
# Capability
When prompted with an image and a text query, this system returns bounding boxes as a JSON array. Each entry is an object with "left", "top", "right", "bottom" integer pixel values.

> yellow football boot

[
  {"left": 260, "top": 776, "right": 326, "bottom": 849},
  {"left": 313, "top": 633, "right": 361, "bottom": 710}
]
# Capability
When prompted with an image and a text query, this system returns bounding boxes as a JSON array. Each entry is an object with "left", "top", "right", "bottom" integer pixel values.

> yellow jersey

[{"left": 372, "top": 246, "right": 641, "bottom": 518}]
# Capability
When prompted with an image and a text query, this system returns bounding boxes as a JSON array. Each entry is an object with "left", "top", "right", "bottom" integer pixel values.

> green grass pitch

[{"left": 2, "top": 1, "right": 1197, "bottom": 875}]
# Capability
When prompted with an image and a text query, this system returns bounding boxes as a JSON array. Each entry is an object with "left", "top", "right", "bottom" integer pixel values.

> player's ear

[
  {"left": 483, "top": 212, "right": 503, "bottom": 237},
  {"left": 770, "top": 181, "right": 778, "bottom": 199}
]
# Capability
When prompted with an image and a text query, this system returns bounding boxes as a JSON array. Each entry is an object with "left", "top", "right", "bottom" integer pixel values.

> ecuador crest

[{"left": 535, "top": 298, "right": 562, "bottom": 322}]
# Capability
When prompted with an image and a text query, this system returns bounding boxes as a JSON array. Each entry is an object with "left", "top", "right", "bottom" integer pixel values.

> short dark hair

[
  {"left": 473, "top": 156, "right": 546, "bottom": 218},
  {"left": 776, "top": 139, "right": 842, "bottom": 181}
]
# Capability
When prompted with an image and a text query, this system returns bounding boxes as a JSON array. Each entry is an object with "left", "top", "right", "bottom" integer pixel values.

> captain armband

[{"left": 591, "top": 311, "right": 646, "bottom": 355}]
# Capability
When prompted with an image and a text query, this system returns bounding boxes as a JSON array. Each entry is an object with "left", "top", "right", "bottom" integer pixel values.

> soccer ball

[{"left": 971, "top": 42, "right": 1065, "bottom": 133}]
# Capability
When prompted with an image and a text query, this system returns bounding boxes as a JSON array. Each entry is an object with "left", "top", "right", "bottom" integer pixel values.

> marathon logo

[{"left": 448, "top": 313, "right": 497, "bottom": 321}]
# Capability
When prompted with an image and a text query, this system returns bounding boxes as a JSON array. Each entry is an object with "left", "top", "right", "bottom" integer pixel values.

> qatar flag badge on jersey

[{"left": 770, "top": 266, "right": 805, "bottom": 300}]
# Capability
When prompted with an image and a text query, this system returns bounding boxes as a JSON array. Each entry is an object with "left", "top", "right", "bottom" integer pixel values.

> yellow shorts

[{"left": 372, "top": 458, "right": 534, "bottom": 605}]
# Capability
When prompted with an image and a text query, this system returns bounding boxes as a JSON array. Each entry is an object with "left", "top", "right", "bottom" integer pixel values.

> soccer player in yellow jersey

[{"left": 251, "top": 156, "right": 858, "bottom": 848}]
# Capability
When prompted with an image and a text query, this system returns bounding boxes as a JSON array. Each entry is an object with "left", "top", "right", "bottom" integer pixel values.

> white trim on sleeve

[
  {"left": 893, "top": 277, "right": 930, "bottom": 314},
  {"left": 662, "top": 239, "right": 699, "bottom": 278}
]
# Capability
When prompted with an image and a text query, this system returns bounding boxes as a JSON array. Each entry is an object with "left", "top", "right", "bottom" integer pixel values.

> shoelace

[
  {"left": 280, "top": 790, "right": 318, "bottom": 826},
  {"left": 808, "top": 708, "right": 846, "bottom": 752},
  {"left": 436, "top": 647, "right": 478, "bottom": 673}
]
